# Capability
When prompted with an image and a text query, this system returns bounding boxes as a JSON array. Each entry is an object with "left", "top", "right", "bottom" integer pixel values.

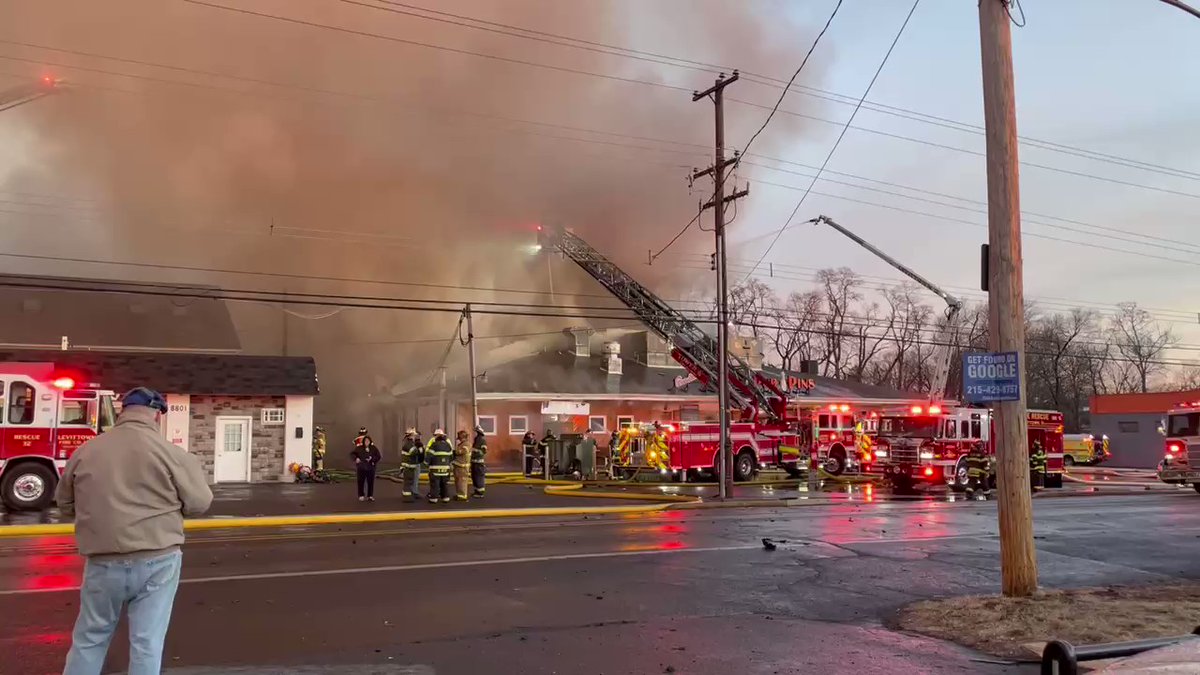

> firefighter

[
  {"left": 312, "top": 426, "right": 327, "bottom": 471},
  {"left": 615, "top": 425, "right": 635, "bottom": 467},
  {"left": 648, "top": 422, "right": 670, "bottom": 472},
  {"left": 470, "top": 424, "right": 487, "bottom": 498},
  {"left": 399, "top": 428, "right": 423, "bottom": 501},
  {"left": 425, "top": 429, "right": 453, "bottom": 503},
  {"left": 538, "top": 430, "right": 557, "bottom": 477},
  {"left": 964, "top": 442, "right": 988, "bottom": 497},
  {"left": 1030, "top": 438, "right": 1047, "bottom": 489},
  {"left": 522, "top": 430, "right": 539, "bottom": 476},
  {"left": 350, "top": 434, "right": 381, "bottom": 502},
  {"left": 453, "top": 430, "right": 471, "bottom": 501},
  {"left": 856, "top": 421, "right": 873, "bottom": 465}
]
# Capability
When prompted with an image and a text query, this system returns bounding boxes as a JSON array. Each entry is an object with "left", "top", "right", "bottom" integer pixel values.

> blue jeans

[{"left": 63, "top": 549, "right": 183, "bottom": 675}]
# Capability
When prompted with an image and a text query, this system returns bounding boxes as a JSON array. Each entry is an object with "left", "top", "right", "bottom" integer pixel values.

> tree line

[{"left": 720, "top": 269, "right": 1188, "bottom": 432}]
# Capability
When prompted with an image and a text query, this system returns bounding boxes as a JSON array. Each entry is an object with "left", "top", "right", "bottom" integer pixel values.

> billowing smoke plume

[{"left": 0, "top": 0, "right": 823, "bottom": 442}]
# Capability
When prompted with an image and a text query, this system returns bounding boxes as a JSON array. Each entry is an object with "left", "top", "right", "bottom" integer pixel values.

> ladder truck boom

[
  {"left": 0, "top": 78, "right": 61, "bottom": 113},
  {"left": 816, "top": 215, "right": 963, "bottom": 403},
  {"left": 538, "top": 226, "right": 787, "bottom": 422}
]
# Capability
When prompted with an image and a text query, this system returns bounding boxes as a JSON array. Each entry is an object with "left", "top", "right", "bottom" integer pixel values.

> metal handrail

[{"left": 1041, "top": 627, "right": 1200, "bottom": 674}]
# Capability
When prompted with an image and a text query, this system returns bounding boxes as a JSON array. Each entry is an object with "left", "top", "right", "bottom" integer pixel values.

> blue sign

[{"left": 962, "top": 352, "right": 1020, "bottom": 403}]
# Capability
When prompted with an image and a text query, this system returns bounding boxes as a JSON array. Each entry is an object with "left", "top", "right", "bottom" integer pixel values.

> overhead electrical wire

[
  {"left": 742, "top": 0, "right": 922, "bottom": 283},
  {"left": 650, "top": 0, "right": 844, "bottom": 262},
  {"left": 0, "top": 277, "right": 1188, "bottom": 368},
  {"left": 344, "top": 0, "right": 1200, "bottom": 183}
]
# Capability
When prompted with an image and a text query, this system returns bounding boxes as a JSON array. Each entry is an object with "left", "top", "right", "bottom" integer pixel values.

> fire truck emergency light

[
  {"left": 928, "top": 405, "right": 942, "bottom": 414},
  {"left": 52, "top": 377, "right": 76, "bottom": 389},
  {"left": 911, "top": 405, "right": 923, "bottom": 414}
]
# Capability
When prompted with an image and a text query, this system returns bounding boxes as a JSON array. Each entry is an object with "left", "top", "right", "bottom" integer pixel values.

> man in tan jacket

[{"left": 57, "top": 387, "right": 213, "bottom": 675}]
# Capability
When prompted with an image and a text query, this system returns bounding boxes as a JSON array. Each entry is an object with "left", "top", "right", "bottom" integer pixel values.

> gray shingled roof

[
  {"left": 0, "top": 274, "right": 240, "bottom": 352},
  {"left": 0, "top": 350, "right": 318, "bottom": 396},
  {"left": 407, "top": 338, "right": 918, "bottom": 403}
]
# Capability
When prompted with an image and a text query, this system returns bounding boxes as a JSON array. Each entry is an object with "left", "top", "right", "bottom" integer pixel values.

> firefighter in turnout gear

[
  {"left": 648, "top": 423, "right": 670, "bottom": 472},
  {"left": 425, "top": 429, "right": 453, "bottom": 503},
  {"left": 399, "top": 428, "right": 423, "bottom": 501},
  {"left": 470, "top": 425, "right": 487, "bottom": 498},
  {"left": 522, "top": 431, "right": 539, "bottom": 476},
  {"left": 1030, "top": 438, "right": 1047, "bottom": 489},
  {"left": 312, "top": 426, "right": 327, "bottom": 471},
  {"left": 964, "top": 442, "right": 989, "bottom": 497},
  {"left": 453, "top": 430, "right": 471, "bottom": 501}
]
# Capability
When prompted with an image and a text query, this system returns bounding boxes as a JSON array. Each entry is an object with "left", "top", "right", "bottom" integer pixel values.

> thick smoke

[{"left": 0, "top": 0, "right": 821, "bottom": 443}]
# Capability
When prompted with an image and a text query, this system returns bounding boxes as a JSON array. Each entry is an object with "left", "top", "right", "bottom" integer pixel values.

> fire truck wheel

[
  {"left": 1193, "top": 483, "right": 1200, "bottom": 495},
  {"left": 2, "top": 462, "right": 57, "bottom": 511},
  {"left": 733, "top": 450, "right": 756, "bottom": 482},
  {"left": 949, "top": 458, "right": 969, "bottom": 493},
  {"left": 1063, "top": 455, "right": 1075, "bottom": 467},
  {"left": 823, "top": 447, "right": 847, "bottom": 476}
]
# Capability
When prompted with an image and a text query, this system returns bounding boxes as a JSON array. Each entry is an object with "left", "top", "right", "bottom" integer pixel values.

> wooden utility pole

[
  {"left": 693, "top": 71, "right": 749, "bottom": 500},
  {"left": 979, "top": 0, "right": 1037, "bottom": 597}
]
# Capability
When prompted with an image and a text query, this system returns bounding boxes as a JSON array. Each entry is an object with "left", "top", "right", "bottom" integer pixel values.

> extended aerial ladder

[
  {"left": 815, "top": 215, "right": 963, "bottom": 404},
  {"left": 0, "top": 77, "right": 62, "bottom": 114},
  {"left": 538, "top": 226, "right": 788, "bottom": 423}
]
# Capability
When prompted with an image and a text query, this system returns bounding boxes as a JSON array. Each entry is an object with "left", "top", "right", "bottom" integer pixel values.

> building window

[
  {"left": 478, "top": 415, "right": 497, "bottom": 436},
  {"left": 8, "top": 382, "right": 34, "bottom": 425},
  {"left": 260, "top": 408, "right": 286, "bottom": 426},
  {"left": 1117, "top": 420, "right": 1139, "bottom": 433},
  {"left": 509, "top": 415, "right": 528, "bottom": 434},
  {"left": 588, "top": 415, "right": 607, "bottom": 433},
  {"left": 617, "top": 415, "right": 635, "bottom": 429}
]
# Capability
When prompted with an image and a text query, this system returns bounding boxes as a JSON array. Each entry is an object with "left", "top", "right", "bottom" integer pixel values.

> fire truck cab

[
  {"left": 0, "top": 363, "right": 117, "bottom": 511},
  {"left": 874, "top": 405, "right": 1065, "bottom": 490},
  {"left": 1158, "top": 402, "right": 1200, "bottom": 492},
  {"left": 809, "top": 404, "right": 860, "bottom": 475}
]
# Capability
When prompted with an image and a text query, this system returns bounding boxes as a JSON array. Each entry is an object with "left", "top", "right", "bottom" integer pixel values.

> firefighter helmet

[{"left": 434, "top": 428, "right": 445, "bottom": 437}]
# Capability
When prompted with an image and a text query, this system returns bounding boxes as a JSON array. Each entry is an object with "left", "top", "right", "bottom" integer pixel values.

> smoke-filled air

[{"left": 0, "top": 0, "right": 825, "bottom": 440}]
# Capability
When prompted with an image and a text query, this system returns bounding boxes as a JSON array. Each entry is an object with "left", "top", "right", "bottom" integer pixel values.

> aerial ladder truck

[
  {"left": 0, "top": 77, "right": 62, "bottom": 114},
  {"left": 538, "top": 226, "right": 808, "bottom": 481}
]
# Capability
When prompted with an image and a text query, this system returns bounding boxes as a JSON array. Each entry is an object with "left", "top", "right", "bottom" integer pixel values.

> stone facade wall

[{"left": 189, "top": 395, "right": 287, "bottom": 482}]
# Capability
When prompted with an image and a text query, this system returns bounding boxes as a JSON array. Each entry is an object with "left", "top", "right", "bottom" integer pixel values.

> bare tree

[
  {"left": 772, "top": 290, "right": 823, "bottom": 371},
  {"left": 1026, "top": 308, "right": 1100, "bottom": 430},
  {"left": 816, "top": 268, "right": 863, "bottom": 378},
  {"left": 727, "top": 279, "right": 777, "bottom": 339},
  {"left": 1109, "top": 302, "right": 1175, "bottom": 393}
]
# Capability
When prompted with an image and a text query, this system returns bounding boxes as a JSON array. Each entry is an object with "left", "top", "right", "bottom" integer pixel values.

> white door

[{"left": 214, "top": 417, "right": 251, "bottom": 483}]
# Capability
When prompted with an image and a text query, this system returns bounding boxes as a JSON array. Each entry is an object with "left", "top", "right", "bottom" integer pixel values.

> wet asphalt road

[{"left": 2, "top": 491, "right": 1198, "bottom": 674}]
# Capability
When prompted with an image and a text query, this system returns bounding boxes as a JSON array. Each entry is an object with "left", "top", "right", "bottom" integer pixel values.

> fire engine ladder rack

[{"left": 542, "top": 227, "right": 783, "bottom": 422}]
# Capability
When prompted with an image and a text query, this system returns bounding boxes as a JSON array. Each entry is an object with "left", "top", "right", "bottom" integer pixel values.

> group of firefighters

[
  {"left": 308, "top": 425, "right": 489, "bottom": 503},
  {"left": 962, "top": 438, "right": 1048, "bottom": 496}
]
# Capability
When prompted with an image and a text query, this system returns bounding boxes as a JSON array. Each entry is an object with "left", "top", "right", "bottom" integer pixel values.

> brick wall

[
  {"left": 457, "top": 399, "right": 718, "bottom": 467},
  {"left": 190, "top": 395, "right": 287, "bottom": 482}
]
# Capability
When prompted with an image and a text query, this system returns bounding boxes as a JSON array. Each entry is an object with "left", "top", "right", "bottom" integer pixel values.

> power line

[
  {"left": 742, "top": 0, "right": 922, "bottom": 282},
  {"left": 650, "top": 0, "right": 843, "bottom": 262},
  {"left": 0, "top": 276, "right": 1188, "bottom": 368},
  {"left": 350, "top": 0, "right": 1200, "bottom": 183}
]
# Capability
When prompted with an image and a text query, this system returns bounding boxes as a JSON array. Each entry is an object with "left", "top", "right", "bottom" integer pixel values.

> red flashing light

[
  {"left": 535, "top": 225, "right": 542, "bottom": 231},
  {"left": 928, "top": 405, "right": 942, "bottom": 415},
  {"left": 827, "top": 404, "right": 838, "bottom": 411},
  {"left": 911, "top": 405, "right": 923, "bottom": 414},
  {"left": 1166, "top": 442, "right": 1183, "bottom": 455},
  {"left": 52, "top": 377, "right": 75, "bottom": 390},
  {"left": 838, "top": 404, "right": 850, "bottom": 413},
  {"left": 923, "top": 467, "right": 934, "bottom": 477}
]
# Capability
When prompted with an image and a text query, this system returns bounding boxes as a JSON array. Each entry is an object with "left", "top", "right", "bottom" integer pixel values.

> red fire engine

[
  {"left": 0, "top": 363, "right": 116, "bottom": 511},
  {"left": 1157, "top": 401, "right": 1200, "bottom": 493},
  {"left": 873, "top": 404, "right": 1065, "bottom": 490}
]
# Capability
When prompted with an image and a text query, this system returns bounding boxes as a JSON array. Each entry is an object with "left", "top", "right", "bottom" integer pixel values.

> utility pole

[
  {"left": 465, "top": 304, "right": 479, "bottom": 430},
  {"left": 693, "top": 71, "right": 749, "bottom": 500},
  {"left": 979, "top": 0, "right": 1037, "bottom": 597},
  {"left": 437, "top": 366, "right": 447, "bottom": 433}
]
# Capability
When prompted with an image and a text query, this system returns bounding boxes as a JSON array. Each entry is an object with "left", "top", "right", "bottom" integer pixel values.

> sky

[{"left": 0, "top": 0, "right": 1197, "bottom": 413}]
